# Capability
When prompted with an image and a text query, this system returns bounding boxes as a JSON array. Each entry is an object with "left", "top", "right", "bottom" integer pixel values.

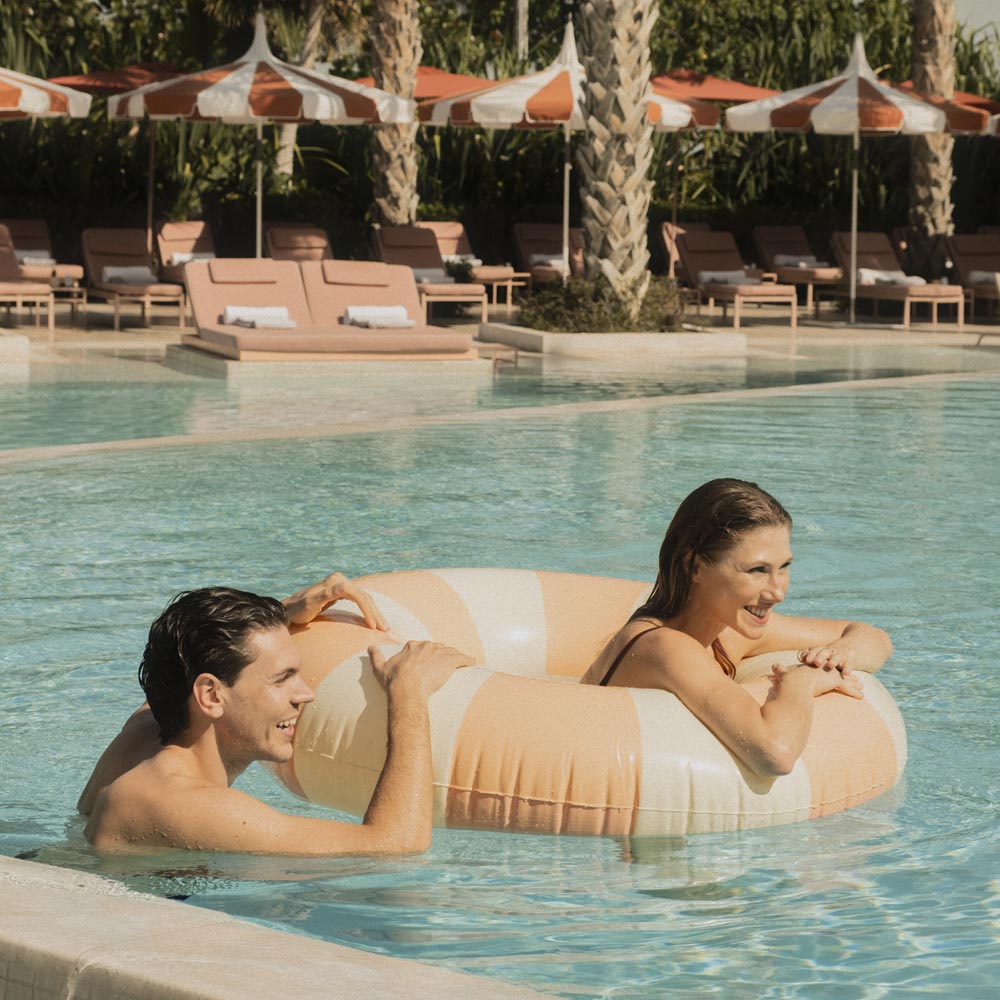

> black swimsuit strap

[{"left": 598, "top": 624, "right": 666, "bottom": 687}]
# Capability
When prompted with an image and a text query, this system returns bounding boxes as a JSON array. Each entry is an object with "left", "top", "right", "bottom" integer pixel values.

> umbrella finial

[
  {"left": 848, "top": 32, "right": 876, "bottom": 81},
  {"left": 248, "top": 8, "right": 274, "bottom": 61},
  {"left": 559, "top": 19, "right": 581, "bottom": 70}
]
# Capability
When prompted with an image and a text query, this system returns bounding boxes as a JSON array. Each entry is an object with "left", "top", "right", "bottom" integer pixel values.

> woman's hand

[
  {"left": 284, "top": 572, "right": 389, "bottom": 631},
  {"left": 798, "top": 645, "right": 851, "bottom": 670},
  {"left": 770, "top": 661, "right": 864, "bottom": 700}
]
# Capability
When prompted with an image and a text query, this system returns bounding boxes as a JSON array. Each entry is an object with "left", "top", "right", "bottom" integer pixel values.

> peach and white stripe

[
  {"left": 0, "top": 67, "right": 91, "bottom": 120},
  {"left": 109, "top": 12, "right": 411, "bottom": 125},
  {"left": 274, "top": 569, "right": 907, "bottom": 836}
]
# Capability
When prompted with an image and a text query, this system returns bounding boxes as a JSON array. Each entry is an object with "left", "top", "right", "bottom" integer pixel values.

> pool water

[{"left": 2, "top": 346, "right": 1000, "bottom": 997}]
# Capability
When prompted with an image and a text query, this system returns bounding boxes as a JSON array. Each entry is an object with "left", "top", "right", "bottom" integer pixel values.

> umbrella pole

[
  {"left": 147, "top": 121, "right": 157, "bottom": 259},
  {"left": 849, "top": 129, "right": 858, "bottom": 325},
  {"left": 562, "top": 122, "right": 571, "bottom": 282},
  {"left": 256, "top": 122, "right": 263, "bottom": 258}
]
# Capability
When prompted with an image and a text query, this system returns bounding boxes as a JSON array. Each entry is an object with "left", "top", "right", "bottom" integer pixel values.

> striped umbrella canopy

[
  {"left": 0, "top": 66, "right": 92, "bottom": 119},
  {"left": 652, "top": 69, "right": 777, "bottom": 105},
  {"left": 725, "top": 33, "right": 949, "bottom": 323},
  {"left": 354, "top": 65, "right": 496, "bottom": 101},
  {"left": 110, "top": 11, "right": 412, "bottom": 255},
  {"left": 419, "top": 22, "right": 714, "bottom": 276}
]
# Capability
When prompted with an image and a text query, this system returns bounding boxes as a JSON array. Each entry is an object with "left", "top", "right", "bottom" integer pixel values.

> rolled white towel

[
  {"left": 967, "top": 269, "right": 999, "bottom": 286},
  {"left": 169, "top": 251, "right": 216, "bottom": 266},
  {"left": 14, "top": 250, "right": 56, "bottom": 265},
  {"left": 223, "top": 305, "right": 293, "bottom": 326},
  {"left": 232, "top": 316, "right": 297, "bottom": 329},
  {"left": 698, "top": 269, "right": 760, "bottom": 285},
  {"left": 857, "top": 268, "right": 925, "bottom": 286},
  {"left": 529, "top": 254, "right": 564, "bottom": 269},
  {"left": 773, "top": 253, "right": 829, "bottom": 267},
  {"left": 443, "top": 253, "right": 483, "bottom": 267},
  {"left": 411, "top": 266, "right": 454, "bottom": 284},
  {"left": 101, "top": 265, "right": 157, "bottom": 284},
  {"left": 343, "top": 305, "right": 415, "bottom": 328}
]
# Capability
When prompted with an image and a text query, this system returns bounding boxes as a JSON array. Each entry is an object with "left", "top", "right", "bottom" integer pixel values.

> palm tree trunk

[
  {"left": 275, "top": 0, "right": 325, "bottom": 177},
  {"left": 907, "top": 0, "right": 956, "bottom": 277},
  {"left": 370, "top": 0, "right": 421, "bottom": 226},
  {"left": 577, "top": 0, "right": 658, "bottom": 322}
]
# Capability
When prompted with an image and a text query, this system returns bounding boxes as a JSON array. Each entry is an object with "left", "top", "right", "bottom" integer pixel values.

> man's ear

[{"left": 191, "top": 673, "right": 226, "bottom": 720}]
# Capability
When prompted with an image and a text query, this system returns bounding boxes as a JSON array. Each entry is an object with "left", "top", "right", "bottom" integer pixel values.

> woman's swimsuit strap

[{"left": 598, "top": 624, "right": 666, "bottom": 687}]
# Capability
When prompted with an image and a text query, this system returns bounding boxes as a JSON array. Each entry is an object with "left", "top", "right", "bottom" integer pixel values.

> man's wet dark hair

[{"left": 138, "top": 587, "right": 289, "bottom": 743}]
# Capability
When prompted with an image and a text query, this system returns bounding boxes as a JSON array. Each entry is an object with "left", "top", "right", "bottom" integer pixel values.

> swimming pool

[{"left": 2, "top": 348, "right": 1000, "bottom": 997}]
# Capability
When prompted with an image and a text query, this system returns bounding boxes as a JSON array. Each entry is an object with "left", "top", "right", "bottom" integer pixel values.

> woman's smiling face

[{"left": 689, "top": 524, "right": 793, "bottom": 637}]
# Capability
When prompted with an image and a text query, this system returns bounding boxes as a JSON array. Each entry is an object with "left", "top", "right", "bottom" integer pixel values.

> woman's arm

[{"left": 748, "top": 612, "right": 893, "bottom": 673}]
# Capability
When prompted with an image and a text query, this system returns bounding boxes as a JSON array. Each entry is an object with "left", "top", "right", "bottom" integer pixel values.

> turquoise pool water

[{"left": 2, "top": 349, "right": 1000, "bottom": 997}]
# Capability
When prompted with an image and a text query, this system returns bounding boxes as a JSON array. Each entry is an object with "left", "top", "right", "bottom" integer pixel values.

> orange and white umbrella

[
  {"left": 419, "top": 22, "right": 713, "bottom": 275},
  {"left": 0, "top": 66, "right": 91, "bottom": 119},
  {"left": 110, "top": 12, "right": 412, "bottom": 255},
  {"left": 726, "top": 34, "right": 949, "bottom": 322}
]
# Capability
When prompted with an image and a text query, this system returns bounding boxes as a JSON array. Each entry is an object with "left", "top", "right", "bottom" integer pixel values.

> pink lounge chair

[
  {"left": 0, "top": 218, "right": 84, "bottom": 287},
  {"left": 81, "top": 228, "right": 185, "bottom": 331},
  {"left": 830, "top": 231, "right": 964, "bottom": 329},
  {"left": 415, "top": 221, "right": 530, "bottom": 309},
  {"left": 372, "top": 225, "right": 488, "bottom": 323},
  {"left": 264, "top": 222, "right": 333, "bottom": 262},
  {"left": 184, "top": 258, "right": 474, "bottom": 360},
  {"left": 0, "top": 226, "right": 54, "bottom": 335},
  {"left": 660, "top": 221, "right": 709, "bottom": 282},
  {"left": 510, "top": 222, "right": 584, "bottom": 284},
  {"left": 752, "top": 225, "right": 842, "bottom": 314},
  {"left": 675, "top": 229, "right": 797, "bottom": 330},
  {"left": 945, "top": 233, "right": 1000, "bottom": 319},
  {"left": 156, "top": 221, "right": 217, "bottom": 283}
]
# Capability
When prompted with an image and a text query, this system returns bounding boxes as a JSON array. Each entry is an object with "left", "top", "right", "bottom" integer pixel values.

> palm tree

[
  {"left": 907, "top": 0, "right": 957, "bottom": 276},
  {"left": 370, "top": 0, "right": 421, "bottom": 225},
  {"left": 577, "top": 0, "right": 658, "bottom": 321}
]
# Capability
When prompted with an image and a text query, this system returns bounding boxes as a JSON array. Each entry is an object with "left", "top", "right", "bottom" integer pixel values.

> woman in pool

[{"left": 581, "top": 478, "right": 893, "bottom": 778}]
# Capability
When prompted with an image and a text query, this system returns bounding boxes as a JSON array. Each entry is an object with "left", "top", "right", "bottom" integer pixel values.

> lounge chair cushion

[
  {"left": 968, "top": 269, "right": 999, "bottom": 285},
  {"left": 101, "top": 265, "right": 157, "bottom": 284},
  {"left": 857, "top": 268, "right": 926, "bottom": 287},
  {"left": 343, "top": 305, "right": 415, "bottom": 329},
  {"left": 699, "top": 269, "right": 759, "bottom": 285}
]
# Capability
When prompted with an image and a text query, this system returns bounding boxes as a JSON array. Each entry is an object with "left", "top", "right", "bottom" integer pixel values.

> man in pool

[{"left": 78, "top": 572, "right": 473, "bottom": 855}]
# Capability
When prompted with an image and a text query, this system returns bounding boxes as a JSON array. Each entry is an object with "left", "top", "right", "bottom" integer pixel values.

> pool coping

[{"left": 0, "top": 854, "right": 551, "bottom": 1000}]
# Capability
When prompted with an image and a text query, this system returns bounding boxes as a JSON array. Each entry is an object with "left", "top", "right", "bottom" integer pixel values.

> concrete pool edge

[{"left": 0, "top": 855, "right": 551, "bottom": 1000}]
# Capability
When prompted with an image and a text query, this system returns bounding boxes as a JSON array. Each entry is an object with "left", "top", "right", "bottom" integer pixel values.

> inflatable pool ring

[{"left": 273, "top": 569, "right": 907, "bottom": 836}]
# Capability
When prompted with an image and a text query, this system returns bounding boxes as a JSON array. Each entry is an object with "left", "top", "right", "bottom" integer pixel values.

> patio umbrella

[
  {"left": 418, "top": 22, "right": 713, "bottom": 277},
  {"left": 0, "top": 66, "right": 91, "bottom": 119},
  {"left": 355, "top": 65, "right": 496, "bottom": 101},
  {"left": 50, "top": 63, "right": 181, "bottom": 255},
  {"left": 725, "top": 33, "right": 948, "bottom": 323},
  {"left": 109, "top": 11, "right": 412, "bottom": 256},
  {"left": 652, "top": 69, "right": 777, "bottom": 104}
]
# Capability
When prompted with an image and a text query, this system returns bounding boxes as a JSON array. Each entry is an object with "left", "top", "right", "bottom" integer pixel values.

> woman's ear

[{"left": 191, "top": 673, "right": 225, "bottom": 720}]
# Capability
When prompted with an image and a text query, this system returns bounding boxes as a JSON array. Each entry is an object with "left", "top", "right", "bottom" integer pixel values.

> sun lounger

[
  {"left": 156, "top": 221, "right": 217, "bottom": 283},
  {"left": 0, "top": 229, "right": 55, "bottom": 335},
  {"left": 372, "top": 225, "right": 488, "bottom": 323},
  {"left": 81, "top": 228, "right": 185, "bottom": 331},
  {"left": 660, "top": 221, "right": 709, "bottom": 282},
  {"left": 0, "top": 218, "right": 84, "bottom": 287},
  {"left": 264, "top": 222, "right": 333, "bottom": 262},
  {"left": 510, "top": 222, "right": 584, "bottom": 284},
  {"left": 184, "top": 258, "right": 475, "bottom": 361},
  {"left": 945, "top": 233, "right": 1000, "bottom": 319},
  {"left": 675, "top": 229, "right": 797, "bottom": 330},
  {"left": 415, "top": 221, "right": 530, "bottom": 310},
  {"left": 752, "top": 225, "right": 842, "bottom": 314},
  {"left": 830, "top": 231, "right": 964, "bottom": 329}
]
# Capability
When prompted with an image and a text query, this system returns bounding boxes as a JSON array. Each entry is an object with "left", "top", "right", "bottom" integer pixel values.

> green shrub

[{"left": 516, "top": 275, "right": 684, "bottom": 332}]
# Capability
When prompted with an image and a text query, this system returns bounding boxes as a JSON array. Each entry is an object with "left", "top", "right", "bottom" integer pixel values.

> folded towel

[
  {"left": 412, "top": 267, "right": 454, "bottom": 284},
  {"left": 773, "top": 253, "right": 830, "bottom": 268},
  {"left": 169, "top": 251, "right": 216, "bottom": 266},
  {"left": 14, "top": 250, "right": 56, "bottom": 265},
  {"left": 101, "top": 265, "right": 157, "bottom": 284},
  {"left": 224, "top": 305, "right": 292, "bottom": 326},
  {"left": 529, "top": 254, "right": 564, "bottom": 269},
  {"left": 968, "top": 269, "right": 999, "bottom": 286},
  {"left": 857, "top": 268, "right": 926, "bottom": 286},
  {"left": 343, "top": 305, "right": 415, "bottom": 328},
  {"left": 233, "top": 316, "right": 297, "bottom": 329},
  {"left": 698, "top": 269, "right": 760, "bottom": 285},
  {"left": 443, "top": 253, "right": 484, "bottom": 267}
]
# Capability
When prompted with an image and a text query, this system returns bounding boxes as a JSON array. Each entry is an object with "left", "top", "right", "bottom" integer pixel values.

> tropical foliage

[{"left": 1, "top": 0, "right": 998, "bottom": 265}]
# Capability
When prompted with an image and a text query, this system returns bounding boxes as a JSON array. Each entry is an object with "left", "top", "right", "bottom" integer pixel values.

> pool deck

[{"left": 3, "top": 298, "right": 1000, "bottom": 1000}]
